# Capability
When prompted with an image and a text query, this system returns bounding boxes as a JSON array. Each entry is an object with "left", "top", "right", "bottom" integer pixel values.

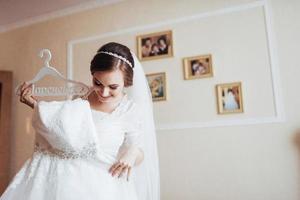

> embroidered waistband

[{"left": 33, "top": 142, "right": 97, "bottom": 160}]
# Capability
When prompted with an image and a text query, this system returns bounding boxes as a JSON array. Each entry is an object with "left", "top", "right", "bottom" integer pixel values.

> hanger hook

[{"left": 39, "top": 49, "right": 52, "bottom": 68}]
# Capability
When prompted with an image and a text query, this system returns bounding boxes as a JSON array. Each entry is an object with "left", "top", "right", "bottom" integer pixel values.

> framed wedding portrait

[
  {"left": 183, "top": 54, "right": 213, "bottom": 80},
  {"left": 146, "top": 72, "right": 167, "bottom": 102},
  {"left": 216, "top": 82, "right": 244, "bottom": 114},
  {"left": 137, "top": 30, "right": 173, "bottom": 61}
]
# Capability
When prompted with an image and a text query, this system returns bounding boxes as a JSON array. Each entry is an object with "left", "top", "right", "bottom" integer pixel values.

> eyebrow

[{"left": 93, "top": 77, "right": 119, "bottom": 87}]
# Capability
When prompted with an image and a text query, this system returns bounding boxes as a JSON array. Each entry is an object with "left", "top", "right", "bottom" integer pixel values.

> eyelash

[
  {"left": 94, "top": 81, "right": 101, "bottom": 86},
  {"left": 93, "top": 81, "right": 118, "bottom": 90}
]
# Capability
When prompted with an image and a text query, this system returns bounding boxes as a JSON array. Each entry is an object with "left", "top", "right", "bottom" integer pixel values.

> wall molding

[
  {"left": 67, "top": 0, "right": 285, "bottom": 130},
  {"left": 0, "top": 0, "right": 124, "bottom": 33}
]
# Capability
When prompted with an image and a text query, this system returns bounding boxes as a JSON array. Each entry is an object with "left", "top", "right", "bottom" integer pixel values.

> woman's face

[
  {"left": 159, "top": 39, "right": 166, "bottom": 46},
  {"left": 92, "top": 69, "right": 125, "bottom": 103}
]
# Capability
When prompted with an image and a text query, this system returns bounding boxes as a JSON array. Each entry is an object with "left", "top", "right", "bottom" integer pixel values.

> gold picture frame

[
  {"left": 146, "top": 72, "right": 167, "bottom": 101},
  {"left": 137, "top": 30, "right": 174, "bottom": 61},
  {"left": 183, "top": 54, "right": 213, "bottom": 80},
  {"left": 216, "top": 82, "right": 244, "bottom": 114}
]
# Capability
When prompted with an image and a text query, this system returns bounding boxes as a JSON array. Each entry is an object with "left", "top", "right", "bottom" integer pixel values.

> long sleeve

[
  {"left": 116, "top": 103, "right": 144, "bottom": 166},
  {"left": 121, "top": 103, "right": 144, "bottom": 150},
  {"left": 122, "top": 120, "right": 143, "bottom": 150}
]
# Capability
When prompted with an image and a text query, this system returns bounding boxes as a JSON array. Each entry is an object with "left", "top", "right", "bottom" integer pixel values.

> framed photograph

[
  {"left": 146, "top": 72, "right": 167, "bottom": 101},
  {"left": 183, "top": 54, "right": 213, "bottom": 80},
  {"left": 137, "top": 30, "right": 173, "bottom": 61},
  {"left": 216, "top": 82, "right": 244, "bottom": 114}
]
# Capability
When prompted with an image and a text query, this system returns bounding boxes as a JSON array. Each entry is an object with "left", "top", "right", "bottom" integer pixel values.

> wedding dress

[{"left": 0, "top": 94, "right": 144, "bottom": 200}]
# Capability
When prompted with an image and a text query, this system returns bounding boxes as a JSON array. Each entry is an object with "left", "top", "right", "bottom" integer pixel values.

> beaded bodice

[
  {"left": 31, "top": 96, "right": 142, "bottom": 164},
  {"left": 32, "top": 98, "right": 99, "bottom": 160}
]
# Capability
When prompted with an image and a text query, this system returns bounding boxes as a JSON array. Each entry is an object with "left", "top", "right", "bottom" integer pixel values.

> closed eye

[
  {"left": 110, "top": 87, "right": 118, "bottom": 90},
  {"left": 93, "top": 77, "right": 119, "bottom": 89},
  {"left": 93, "top": 80, "right": 101, "bottom": 86}
]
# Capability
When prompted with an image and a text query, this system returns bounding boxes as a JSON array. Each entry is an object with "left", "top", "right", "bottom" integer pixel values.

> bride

[{"left": 0, "top": 42, "right": 160, "bottom": 200}]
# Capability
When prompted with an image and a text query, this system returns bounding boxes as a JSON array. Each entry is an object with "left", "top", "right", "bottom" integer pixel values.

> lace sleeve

[
  {"left": 116, "top": 105, "right": 144, "bottom": 166},
  {"left": 123, "top": 119, "right": 143, "bottom": 150},
  {"left": 121, "top": 103, "right": 144, "bottom": 150}
]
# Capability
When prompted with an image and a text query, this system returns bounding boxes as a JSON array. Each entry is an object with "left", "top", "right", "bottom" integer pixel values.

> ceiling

[{"left": 0, "top": 0, "right": 122, "bottom": 32}]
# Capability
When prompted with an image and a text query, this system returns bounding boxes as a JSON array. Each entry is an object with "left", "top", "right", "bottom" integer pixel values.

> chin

[{"left": 97, "top": 95, "right": 114, "bottom": 103}]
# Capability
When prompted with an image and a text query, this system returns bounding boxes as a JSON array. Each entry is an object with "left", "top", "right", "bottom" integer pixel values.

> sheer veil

[{"left": 124, "top": 51, "right": 160, "bottom": 200}]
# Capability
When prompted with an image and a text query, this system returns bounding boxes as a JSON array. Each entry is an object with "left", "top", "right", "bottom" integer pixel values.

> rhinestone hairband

[{"left": 97, "top": 51, "right": 133, "bottom": 68}]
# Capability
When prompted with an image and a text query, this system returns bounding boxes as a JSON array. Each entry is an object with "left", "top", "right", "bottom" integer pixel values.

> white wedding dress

[{"left": 0, "top": 94, "right": 144, "bottom": 200}]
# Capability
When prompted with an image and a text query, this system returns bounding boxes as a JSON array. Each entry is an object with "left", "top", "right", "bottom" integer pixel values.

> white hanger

[{"left": 15, "top": 48, "right": 90, "bottom": 97}]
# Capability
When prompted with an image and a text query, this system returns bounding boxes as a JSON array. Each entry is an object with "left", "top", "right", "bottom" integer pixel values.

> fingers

[
  {"left": 112, "top": 163, "right": 123, "bottom": 176},
  {"left": 20, "top": 85, "right": 27, "bottom": 103},
  {"left": 112, "top": 163, "right": 126, "bottom": 177},
  {"left": 108, "top": 162, "right": 119, "bottom": 173},
  {"left": 109, "top": 161, "right": 132, "bottom": 181},
  {"left": 32, "top": 95, "right": 38, "bottom": 101},
  {"left": 19, "top": 82, "right": 37, "bottom": 108},
  {"left": 127, "top": 167, "right": 131, "bottom": 181},
  {"left": 20, "top": 82, "right": 29, "bottom": 97},
  {"left": 21, "top": 84, "right": 31, "bottom": 102},
  {"left": 20, "top": 82, "right": 27, "bottom": 100},
  {"left": 117, "top": 165, "right": 127, "bottom": 178}
]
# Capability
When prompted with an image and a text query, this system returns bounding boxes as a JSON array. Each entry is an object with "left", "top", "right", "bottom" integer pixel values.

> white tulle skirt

[{"left": 0, "top": 152, "right": 138, "bottom": 200}]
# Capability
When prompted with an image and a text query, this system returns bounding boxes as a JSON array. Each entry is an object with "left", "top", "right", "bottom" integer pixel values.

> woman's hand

[
  {"left": 108, "top": 145, "right": 142, "bottom": 181},
  {"left": 19, "top": 82, "right": 38, "bottom": 109},
  {"left": 108, "top": 161, "right": 132, "bottom": 181}
]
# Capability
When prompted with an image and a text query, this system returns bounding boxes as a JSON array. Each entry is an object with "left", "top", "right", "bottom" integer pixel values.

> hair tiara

[{"left": 96, "top": 51, "right": 133, "bottom": 68}]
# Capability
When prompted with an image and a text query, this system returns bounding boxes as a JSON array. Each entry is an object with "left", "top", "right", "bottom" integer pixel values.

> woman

[
  {"left": 1, "top": 42, "right": 160, "bottom": 200},
  {"left": 157, "top": 36, "right": 168, "bottom": 55},
  {"left": 141, "top": 38, "right": 152, "bottom": 57},
  {"left": 223, "top": 89, "right": 239, "bottom": 110}
]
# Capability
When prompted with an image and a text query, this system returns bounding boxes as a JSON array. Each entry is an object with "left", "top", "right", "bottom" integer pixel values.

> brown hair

[{"left": 90, "top": 42, "right": 134, "bottom": 87}]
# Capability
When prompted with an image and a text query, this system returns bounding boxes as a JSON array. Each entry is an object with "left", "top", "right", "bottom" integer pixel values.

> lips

[{"left": 97, "top": 95, "right": 112, "bottom": 102}]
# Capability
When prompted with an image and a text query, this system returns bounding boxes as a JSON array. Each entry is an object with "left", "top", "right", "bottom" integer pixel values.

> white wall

[{"left": 0, "top": 0, "right": 299, "bottom": 199}]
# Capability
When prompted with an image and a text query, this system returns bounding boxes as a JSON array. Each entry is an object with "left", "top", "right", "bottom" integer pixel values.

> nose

[{"left": 100, "top": 87, "right": 110, "bottom": 97}]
